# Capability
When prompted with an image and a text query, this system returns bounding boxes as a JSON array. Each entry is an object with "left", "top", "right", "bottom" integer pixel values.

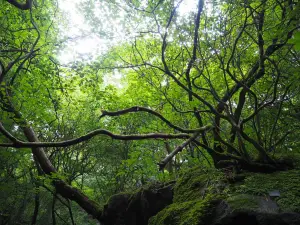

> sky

[
  {"left": 58, "top": 0, "right": 198, "bottom": 64},
  {"left": 57, "top": 0, "right": 205, "bottom": 88}
]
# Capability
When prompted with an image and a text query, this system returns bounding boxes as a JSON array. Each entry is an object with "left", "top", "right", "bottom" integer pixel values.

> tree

[
  {"left": 84, "top": 0, "right": 300, "bottom": 170},
  {"left": 0, "top": 0, "right": 299, "bottom": 223}
]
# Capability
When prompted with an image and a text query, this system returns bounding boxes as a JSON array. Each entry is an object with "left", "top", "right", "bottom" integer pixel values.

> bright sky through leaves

[{"left": 58, "top": 0, "right": 198, "bottom": 64}]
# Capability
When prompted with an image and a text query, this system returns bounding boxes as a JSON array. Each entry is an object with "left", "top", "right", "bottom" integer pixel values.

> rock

[
  {"left": 212, "top": 194, "right": 300, "bottom": 225},
  {"left": 100, "top": 182, "right": 174, "bottom": 225},
  {"left": 148, "top": 168, "right": 300, "bottom": 225},
  {"left": 268, "top": 190, "right": 280, "bottom": 197},
  {"left": 214, "top": 210, "right": 300, "bottom": 225},
  {"left": 226, "top": 194, "right": 279, "bottom": 213}
]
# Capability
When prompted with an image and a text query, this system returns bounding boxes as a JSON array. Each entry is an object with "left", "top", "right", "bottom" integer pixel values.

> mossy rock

[
  {"left": 235, "top": 170, "right": 300, "bottom": 212},
  {"left": 100, "top": 167, "right": 300, "bottom": 225},
  {"left": 226, "top": 194, "right": 279, "bottom": 213},
  {"left": 148, "top": 196, "right": 220, "bottom": 225},
  {"left": 173, "top": 167, "right": 225, "bottom": 203},
  {"left": 149, "top": 167, "right": 300, "bottom": 225},
  {"left": 226, "top": 194, "right": 261, "bottom": 211},
  {"left": 149, "top": 167, "right": 224, "bottom": 225}
]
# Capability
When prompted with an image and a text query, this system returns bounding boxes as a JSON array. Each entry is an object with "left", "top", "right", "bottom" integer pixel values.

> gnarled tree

[{"left": 0, "top": 0, "right": 299, "bottom": 223}]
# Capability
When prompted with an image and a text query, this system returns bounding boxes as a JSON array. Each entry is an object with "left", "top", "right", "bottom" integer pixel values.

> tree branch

[
  {"left": 185, "top": 0, "right": 204, "bottom": 101},
  {"left": 100, "top": 106, "right": 212, "bottom": 133},
  {"left": 0, "top": 122, "right": 19, "bottom": 142},
  {"left": 0, "top": 123, "right": 191, "bottom": 148},
  {"left": 158, "top": 132, "right": 202, "bottom": 170}
]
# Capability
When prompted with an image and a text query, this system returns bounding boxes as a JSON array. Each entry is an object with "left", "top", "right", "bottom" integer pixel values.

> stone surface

[
  {"left": 100, "top": 182, "right": 174, "bottom": 225},
  {"left": 214, "top": 211, "right": 300, "bottom": 225},
  {"left": 212, "top": 196, "right": 300, "bottom": 225}
]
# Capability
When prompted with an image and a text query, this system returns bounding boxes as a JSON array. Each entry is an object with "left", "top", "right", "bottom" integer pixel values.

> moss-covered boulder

[
  {"left": 99, "top": 166, "right": 300, "bottom": 225},
  {"left": 173, "top": 167, "right": 225, "bottom": 203},
  {"left": 234, "top": 170, "right": 300, "bottom": 212},
  {"left": 213, "top": 169, "right": 300, "bottom": 225},
  {"left": 226, "top": 194, "right": 279, "bottom": 213},
  {"left": 149, "top": 168, "right": 225, "bottom": 225},
  {"left": 148, "top": 167, "right": 300, "bottom": 225}
]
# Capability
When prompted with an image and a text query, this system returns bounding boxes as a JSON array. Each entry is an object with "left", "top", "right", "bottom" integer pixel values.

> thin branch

[
  {"left": 0, "top": 9, "right": 40, "bottom": 84},
  {"left": 0, "top": 122, "right": 19, "bottom": 142},
  {"left": 271, "top": 130, "right": 291, "bottom": 150},
  {"left": 243, "top": 84, "right": 291, "bottom": 124},
  {"left": 158, "top": 132, "right": 202, "bottom": 170},
  {"left": 185, "top": 0, "right": 204, "bottom": 101},
  {"left": 192, "top": 142, "right": 211, "bottom": 167},
  {"left": 158, "top": 0, "right": 221, "bottom": 115}
]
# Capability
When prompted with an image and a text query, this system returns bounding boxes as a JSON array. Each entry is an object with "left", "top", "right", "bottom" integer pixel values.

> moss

[
  {"left": 235, "top": 170, "right": 300, "bottom": 212},
  {"left": 173, "top": 167, "right": 224, "bottom": 203},
  {"left": 148, "top": 195, "right": 217, "bottom": 225},
  {"left": 148, "top": 167, "right": 224, "bottom": 225},
  {"left": 149, "top": 166, "right": 300, "bottom": 225},
  {"left": 226, "top": 194, "right": 260, "bottom": 210}
]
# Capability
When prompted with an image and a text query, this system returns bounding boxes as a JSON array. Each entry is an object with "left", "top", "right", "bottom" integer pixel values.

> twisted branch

[
  {"left": 100, "top": 106, "right": 212, "bottom": 133},
  {"left": 0, "top": 122, "right": 192, "bottom": 148}
]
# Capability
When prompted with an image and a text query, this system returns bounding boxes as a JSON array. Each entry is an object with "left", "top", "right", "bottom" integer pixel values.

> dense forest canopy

[{"left": 0, "top": 0, "right": 299, "bottom": 224}]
